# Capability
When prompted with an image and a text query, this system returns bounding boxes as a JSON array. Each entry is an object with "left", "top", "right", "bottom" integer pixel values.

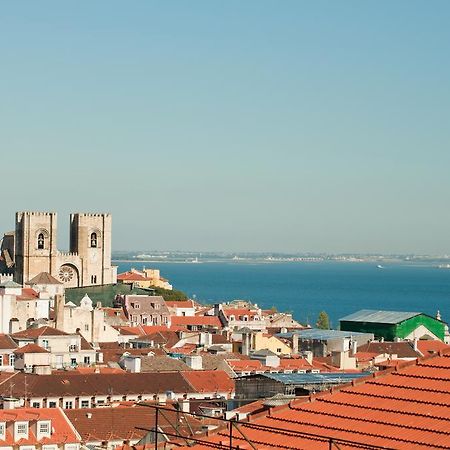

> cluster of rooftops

[{"left": 0, "top": 270, "right": 449, "bottom": 449}]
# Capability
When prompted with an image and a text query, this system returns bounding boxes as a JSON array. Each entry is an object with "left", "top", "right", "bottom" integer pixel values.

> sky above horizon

[{"left": 2, "top": 1, "right": 450, "bottom": 253}]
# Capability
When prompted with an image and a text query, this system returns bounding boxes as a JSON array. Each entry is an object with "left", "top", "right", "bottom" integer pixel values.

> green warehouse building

[{"left": 340, "top": 309, "right": 449, "bottom": 342}]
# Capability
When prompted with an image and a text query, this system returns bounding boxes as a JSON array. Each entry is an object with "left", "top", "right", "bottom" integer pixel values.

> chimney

[
  {"left": 292, "top": 334, "right": 299, "bottom": 354},
  {"left": 55, "top": 294, "right": 66, "bottom": 330},
  {"left": 413, "top": 338, "right": 419, "bottom": 352},
  {"left": 303, "top": 351, "right": 313, "bottom": 365},
  {"left": 86, "top": 412, "right": 92, "bottom": 419}
]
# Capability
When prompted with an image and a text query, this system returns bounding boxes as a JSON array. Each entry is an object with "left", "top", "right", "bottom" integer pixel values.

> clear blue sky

[{"left": 1, "top": 1, "right": 450, "bottom": 253}]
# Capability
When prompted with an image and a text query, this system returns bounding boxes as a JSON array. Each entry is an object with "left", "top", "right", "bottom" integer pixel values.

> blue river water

[{"left": 114, "top": 261, "right": 450, "bottom": 328}]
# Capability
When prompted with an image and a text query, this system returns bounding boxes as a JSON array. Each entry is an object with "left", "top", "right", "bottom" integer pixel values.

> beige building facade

[{"left": 14, "top": 211, "right": 117, "bottom": 288}]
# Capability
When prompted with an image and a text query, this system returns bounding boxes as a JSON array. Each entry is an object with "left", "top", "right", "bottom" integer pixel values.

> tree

[{"left": 316, "top": 311, "right": 330, "bottom": 330}]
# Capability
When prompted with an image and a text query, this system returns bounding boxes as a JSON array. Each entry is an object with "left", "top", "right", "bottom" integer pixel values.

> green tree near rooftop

[{"left": 316, "top": 311, "right": 330, "bottom": 330}]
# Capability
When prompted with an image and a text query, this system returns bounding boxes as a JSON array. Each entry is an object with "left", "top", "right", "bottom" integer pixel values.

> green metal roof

[{"left": 340, "top": 309, "right": 420, "bottom": 324}]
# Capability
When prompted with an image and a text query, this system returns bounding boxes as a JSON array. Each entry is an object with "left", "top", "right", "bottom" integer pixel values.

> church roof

[{"left": 27, "top": 272, "right": 62, "bottom": 285}]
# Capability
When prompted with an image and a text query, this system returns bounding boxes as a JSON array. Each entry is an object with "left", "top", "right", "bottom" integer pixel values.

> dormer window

[
  {"left": 15, "top": 421, "right": 28, "bottom": 439},
  {"left": 90, "top": 232, "right": 97, "bottom": 248},
  {"left": 38, "top": 420, "right": 51, "bottom": 438},
  {"left": 37, "top": 233, "right": 45, "bottom": 249}
]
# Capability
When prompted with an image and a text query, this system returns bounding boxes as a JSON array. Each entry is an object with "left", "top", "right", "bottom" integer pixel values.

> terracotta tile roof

[
  {"left": 101, "top": 307, "right": 128, "bottom": 322},
  {"left": 113, "top": 326, "right": 144, "bottom": 336},
  {"left": 182, "top": 349, "right": 450, "bottom": 449},
  {"left": 140, "top": 330, "right": 180, "bottom": 348},
  {"left": 223, "top": 308, "right": 260, "bottom": 318},
  {"left": 0, "top": 407, "right": 80, "bottom": 446},
  {"left": 182, "top": 370, "right": 234, "bottom": 394},
  {"left": 0, "top": 333, "right": 18, "bottom": 349},
  {"left": 27, "top": 271, "right": 63, "bottom": 285},
  {"left": 117, "top": 271, "right": 149, "bottom": 281},
  {"left": 14, "top": 343, "right": 49, "bottom": 354},
  {"left": 278, "top": 357, "right": 313, "bottom": 370},
  {"left": 96, "top": 404, "right": 204, "bottom": 448},
  {"left": 168, "top": 343, "right": 197, "bottom": 355},
  {"left": 417, "top": 339, "right": 450, "bottom": 356},
  {"left": 66, "top": 404, "right": 156, "bottom": 442},
  {"left": 70, "top": 367, "right": 125, "bottom": 374},
  {"left": 212, "top": 334, "right": 230, "bottom": 344},
  {"left": 0, "top": 371, "right": 200, "bottom": 398},
  {"left": 226, "top": 359, "right": 263, "bottom": 371},
  {"left": 171, "top": 315, "right": 222, "bottom": 328},
  {"left": 165, "top": 300, "right": 195, "bottom": 308},
  {"left": 11, "top": 326, "right": 71, "bottom": 339},
  {"left": 16, "top": 287, "right": 40, "bottom": 301}
]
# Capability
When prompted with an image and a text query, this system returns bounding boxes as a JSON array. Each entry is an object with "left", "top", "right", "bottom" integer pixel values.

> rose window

[{"left": 59, "top": 265, "right": 75, "bottom": 283}]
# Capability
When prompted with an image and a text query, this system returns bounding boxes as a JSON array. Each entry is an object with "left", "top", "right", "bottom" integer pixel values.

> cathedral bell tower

[{"left": 14, "top": 211, "right": 58, "bottom": 285}]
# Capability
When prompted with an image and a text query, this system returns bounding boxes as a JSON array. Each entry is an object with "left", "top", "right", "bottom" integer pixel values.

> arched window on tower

[
  {"left": 37, "top": 233, "right": 45, "bottom": 249},
  {"left": 90, "top": 232, "right": 97, "bottom": 248}
]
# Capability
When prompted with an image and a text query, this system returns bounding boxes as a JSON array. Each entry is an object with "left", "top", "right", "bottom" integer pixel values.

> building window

[
  {"left": 91, "top": 275, "right": 97, "bottom": 284},
  {"left": 277, "top": 348, "right": 282, "bottom": 353},
  {"left": 16, "top": 422, "right": 28, "bottom": 436},
  {"left": 42, "top": 340, "right": 49, "bottom": 349},
  {"left": 84, "top": 324, "right": 89, "bottom": 331},
  {"left": 84, "top": 356, "right": 90, "bottom": 365},
  {"left": 32, "top": 402, "right": 40, "bottom": 408},
  {"left": 0, "top": 422, "right": 5, "bottom": 439},
  {"left": 48, "top": 401, "right": 57, "bottom": 408},
  {"left": 65, "top": 401, "right": 73, "bottom": 409},
  {"left": 69, "top": 344, "right": 77, "bottom": 351},
  {"left": 37, "top": 233, "right": 45, "bottom": 249},
  {"left": 80, "top": 400, "right": 90, "bottom": 408},
  {"left": 9, "top": 354, "right": 15, "bottom": 366},
  {"left": 0, "top": 355, "right": 3, "bottom": 366},
  {"left": 90, "top": 232, "right": 97, "bottom": 248},
  {"left": 71, "top": 358, "right": 77, "bottom": 366},
  {"left": 39, "top": 422, "right": 50, "bottom": 434}
]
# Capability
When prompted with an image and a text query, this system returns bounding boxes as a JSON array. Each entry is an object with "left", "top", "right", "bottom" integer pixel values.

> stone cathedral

[{"left": 7, "top": 211, "right": 117, "bottom": 288}]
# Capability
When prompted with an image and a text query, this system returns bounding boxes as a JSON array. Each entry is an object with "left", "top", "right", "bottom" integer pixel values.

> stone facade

[{"left": 14, "top": 211, "right": 117, "bottom": 288}]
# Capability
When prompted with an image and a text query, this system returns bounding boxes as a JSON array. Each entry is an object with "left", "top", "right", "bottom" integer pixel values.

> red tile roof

[
  {"left": 14, "top": 343, "right": 49, "bottom": 354},
  {"left": 0, "top": 371, "right": 206, "bottom": 398},
  {"left": 117, "top": 271, "right": 149, "bottom": 281},
  {"left": 165, "top": 300, "right": 195, "bottom": 308},
  {"left": 66, "top": 404, "right": 153, "bottom": 442},
  {"left": 169, "top": 343, "right": 197, "bottom": 355},
  {"left": 182, "top": 370, "right": 234, "bottom": 394},
  {"left": 16, "top": 287, "right": 40, "bottom": 301},
  {"left": 0, "top": 333, "right": 18, "bottom": 350},
  {"left": 0, "top": 407, "right": 80, "bottom": 446},
  {"left": 278, "top": 357, "right": 314, "bottom": 370},
  {"left": 226, "top": 359, "right": 263, "bottom": 372},
  {"left": 180, "top": 349, "right": 450, "bottom": 449},
  {"left": 171, "top": 315, "right": 222, "bottom": 328},
  {"left": 223, "top": 308, "right": 260, "bottom": 318},
  {"left": 417, "top": 339, "right": 450, "bottom": 356},
  {"left": 11, "top": 326, "right": 70, "bottom": 339}
]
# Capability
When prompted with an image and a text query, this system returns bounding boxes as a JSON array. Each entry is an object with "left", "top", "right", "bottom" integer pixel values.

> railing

[{"left": 138, "top": 403, "right": 398, "bottom": 450}]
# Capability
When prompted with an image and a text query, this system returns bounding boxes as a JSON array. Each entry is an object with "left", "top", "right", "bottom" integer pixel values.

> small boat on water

[{"left": 377, "top": 264, "right": 384, "bottom": 269}]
